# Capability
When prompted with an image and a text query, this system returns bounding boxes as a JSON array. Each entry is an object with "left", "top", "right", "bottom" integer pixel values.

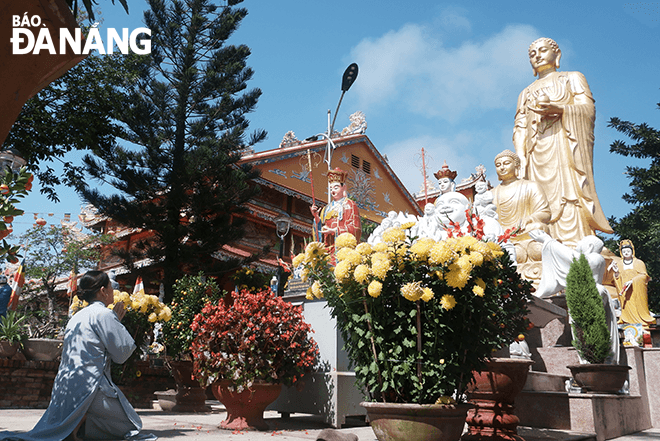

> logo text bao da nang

[{"left": 11, "top": 14, "right": 151, "bottom": 55}]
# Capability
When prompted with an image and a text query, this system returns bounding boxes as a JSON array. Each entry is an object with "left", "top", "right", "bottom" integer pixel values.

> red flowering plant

[{"left": 190, "top": 289, "right": 319, "bottom": 391}]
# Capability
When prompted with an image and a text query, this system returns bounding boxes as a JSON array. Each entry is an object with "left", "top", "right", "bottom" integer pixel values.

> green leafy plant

[
  {"left": 191, "top": 289, "right": 319, "bottom": 391},
  {"left": 71, "top": 288, "right": 172, "bottom": 382},
  {"left": 161, "top": 273, "right": 224, "bottom": 360},
  {"left": 294, "top": 224, "right": 533, "bottom": 404},
  {"left": 0, "top": 310, "right": 29, "bottom": 347},
  {"left": 565, "top": 254, "right": 612, "bottom": 364},
  {"left": 231, "top": 267, "right": 273, "bottom": 293}
]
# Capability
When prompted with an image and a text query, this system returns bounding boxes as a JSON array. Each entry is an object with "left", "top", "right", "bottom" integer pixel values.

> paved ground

[{"left": 2, "top": 401, "right": 660, "bottom": 441}]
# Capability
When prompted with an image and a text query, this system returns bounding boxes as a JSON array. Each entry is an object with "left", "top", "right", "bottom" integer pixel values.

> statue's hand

[
  {"left": 529, "top": 229, "right": 550, "bottom": 243},
  {"left": 529, "top": 102, "right": 564, "bottom": 116}
]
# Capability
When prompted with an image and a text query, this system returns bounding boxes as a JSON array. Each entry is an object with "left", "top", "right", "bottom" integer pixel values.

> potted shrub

[
  {"left": 191, "top": 288, "right": 319, "bottom": 431},
  {"left": 159, "top": 273, "right": 223, "bottom": 412},
  {"left": 565, "top": 254, "right": 630, "bottom": 393},
  {"left": 71, "top": 288, "right": 172, "bottom": 383},
  {"left": 294, "top": 224, "right": 533, "bottom": 441},
  {"left": 0, "top": 310, "right": 28, "bottom": 358}
]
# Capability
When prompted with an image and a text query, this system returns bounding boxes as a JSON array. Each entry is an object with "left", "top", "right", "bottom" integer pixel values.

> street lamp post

[{"left": 274, "top": 215, "right": 291, "bottom": 296}]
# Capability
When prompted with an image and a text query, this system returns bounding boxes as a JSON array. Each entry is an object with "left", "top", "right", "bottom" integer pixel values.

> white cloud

[{"left": 349, "top": 22, "right": 540, "bottom": 123}]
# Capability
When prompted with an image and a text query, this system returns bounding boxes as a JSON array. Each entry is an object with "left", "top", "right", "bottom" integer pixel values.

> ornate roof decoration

[
  {"left": 341, "top": 111, "right": 367, "bottom": 136},
  {"left": 279, "top": 131, "right": 301, "bottom": 148}
]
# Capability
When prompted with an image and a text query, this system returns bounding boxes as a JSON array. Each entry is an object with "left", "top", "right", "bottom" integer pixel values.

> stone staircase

[{"left": 514, "top": 300, "right": 660, "bottom": 441}]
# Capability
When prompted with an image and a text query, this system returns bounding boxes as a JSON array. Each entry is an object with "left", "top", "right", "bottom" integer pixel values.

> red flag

[
  {"left": 133, "top": 276, "right": 145, "bottom": 296},
  {"left": 8, "top": 259, "right": 25, "bottom": 311}
]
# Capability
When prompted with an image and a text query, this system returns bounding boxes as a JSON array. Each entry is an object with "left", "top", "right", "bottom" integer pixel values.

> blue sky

[{"left": 12, "top": 0, "right": 660, "bottom": 238}]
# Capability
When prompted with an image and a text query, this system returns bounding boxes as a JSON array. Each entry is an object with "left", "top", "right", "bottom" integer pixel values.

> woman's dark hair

[{"left": 78, "top": 271, "right": 110, "bottom": 303}]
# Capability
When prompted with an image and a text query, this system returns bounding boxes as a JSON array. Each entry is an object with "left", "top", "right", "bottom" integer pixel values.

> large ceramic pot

[
  {"left": 0, "top": 341, "right": 20, "bottom": 359},
  {"left": 462, "top": 358, "right": 534, "bottom": 441},
  {"left": 21, "top": 338, "right": 63, "bottom": 361},
  {"left": 169, "top": 360, "right": 210, "bottom": 412},
  {"left": 567, "top": 364, "right": 631, "bottom": 394},
  {"left": 211, "top": 380, "right": 282, "bottom": 431},
  {"left": 361, "top": 401, "right": 473, "bottom": 441}
]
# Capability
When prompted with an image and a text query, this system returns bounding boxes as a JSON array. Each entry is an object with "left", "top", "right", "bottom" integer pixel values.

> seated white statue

[
  {"left": 529, "top": 229, "right": 620, "bottom": 364},
  {"left": 412, "top": 203, "right": 442, "bottom": 241},
  {"left": 367, "top": 218, "right": 393, "bottom": 246},
  {"left": 436, "top": 192, "right": 516, "bottom": 262},
  {"left": 473, "top": 181, "right": 498, "bottom": 220}
]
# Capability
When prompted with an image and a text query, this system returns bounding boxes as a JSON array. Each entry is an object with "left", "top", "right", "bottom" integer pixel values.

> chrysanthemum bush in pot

[
  {"left": 190, "top": 288, "right": 319, "bottom": 391},
  {"left": 293, "top": 227, "right": 533, "bottom": 404},
  {"left": 71, "top": 288, "right": 172, "bottom": 382}
]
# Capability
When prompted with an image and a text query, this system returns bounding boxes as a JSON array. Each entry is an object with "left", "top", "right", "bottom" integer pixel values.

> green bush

[
  {"left": 161, "top": 273, "right": 224, "bottom": 359},
  {"left": 565, "top": 254, "right": 611, "bottom": 364},
  {"left": 0, "top": 311, "right": 28, "bottom": 347}
]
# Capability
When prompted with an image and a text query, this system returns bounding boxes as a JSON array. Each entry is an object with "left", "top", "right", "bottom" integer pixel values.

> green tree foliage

[
  {"left": 5, "top": 54, "right": 144, "bottom": 202},
  {"left": 565, "top": 255, "right": 611, "bottom": 364},
  {"left": 607, "top": 101, "right": 660, "bottom": 313},
  {"left": 79, "top": 0, "right": 266, "bottom": 302},
  {"left": 18, "top": 225, "right": 114, "bottom": 329},
  {"left": 160, "top": 273, "right": 223, "bottom": 359}
]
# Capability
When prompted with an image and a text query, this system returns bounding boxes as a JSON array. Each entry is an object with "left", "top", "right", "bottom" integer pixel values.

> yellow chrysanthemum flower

[
  {"left": 344, "top": 249, "right": 362, "bottom": 266},
  {"left": 468, "top": 251, "right": 485, "bottom": 267},
  {"left": 382, "top": 226, "right": 406, "bottom": 243},
  {"left": 292, "top": 253, "right": 305, "bottom": 268},
  {"left": 472, "top": 278, "right": 486, "bottom": 297},
  {"left": 429, "top": 242, "right": 455, "bottom": 266},
  {"left": 401, "top": 221, "right": 416, "bottom": 230},
  {"left": 356, "top": 242, "right": 373, "bottom": 256},
  {"left": 305, "top": 241, "right": 327, "bottom": 261},
  {"left": 440, "top": 294, "right": 457, "bottom": 310},
  {"left": 335, "top": 233, "right": 357, "bottom": 250},
  {"left": 445, "top": 263, "right": 470, "bottom": 289},
  {"left": 368, "top": 280, "right": 383, "bottom": 298},
  {"left": 354, "top": 264, "right": 370, "bottom": 284},
  {"left": 456, "top": 254, "right": 474, "bottom": 272},
  {"left": 421, "top": 287, "right": 434, "bottom": 302},
  {"left": 334, "top": 260, "right": 352, "bottom": 282},
  {"left": 305, "top": 287, "right": 314, "bottom": 300},
  {"left": 457, "top": 235, "right": 478, "bottom": 250},
  {"left": 401, "top": 281, "right": 424, "bottom": 302},
  {"left": 311, "top": 280, "right": 324, "bottom": 299},
  {"left": 148, "top": 312, "right": 158, "bottom": 323},
  {"left": 336, "top": 247, "right": 353, "bottom": 262},
  {"left": 373, "top": 242, "right": 389, "bottom": 253},
  {"left": 410, "top": 238, "right": 435, "bottom": 261},
  {"left": 371, "top": 258, "right": 391, "bottom": 279}
]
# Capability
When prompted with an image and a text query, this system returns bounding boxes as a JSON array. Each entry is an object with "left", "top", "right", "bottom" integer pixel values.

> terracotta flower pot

[
  {"left": 169, "top": 360, "right": 210, "bottom": 412},
  {"left": 567, "top": 364, "right": 631, "bottom": 394},
  {"left": 21, "top": 338, "right": 63, "bottom": 361},
  {"left": 0, "top": 341, "right": 20, "bottom": 359},
  {"left": 361, "top": 401, "right": 473, "bottom": 441},
  {"left": 463, "top": 358, "right": 534, "bottom": 441},
  {"left": 211, "top": 380, "right": 282, "bottom": 431}
]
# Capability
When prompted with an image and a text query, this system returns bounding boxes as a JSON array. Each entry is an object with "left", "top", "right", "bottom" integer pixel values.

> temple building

[{"left": 79, "top": 113, "right": 421, "bottom": 291}]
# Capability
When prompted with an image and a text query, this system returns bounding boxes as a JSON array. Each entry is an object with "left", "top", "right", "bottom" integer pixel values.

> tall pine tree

[
  {"left": 608, "top": 99, "right": 660, "bottom": 313},
  {"left": 80, "top": 0, "right": 266, "bottom": 301}
]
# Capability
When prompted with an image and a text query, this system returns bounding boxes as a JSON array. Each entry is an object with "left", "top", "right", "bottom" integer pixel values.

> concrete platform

[{"left": 3, "top": 401, "right": 660, "bottom": 441}]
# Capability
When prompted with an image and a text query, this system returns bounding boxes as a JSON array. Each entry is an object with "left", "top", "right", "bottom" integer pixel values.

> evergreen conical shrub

[{"left": 565, "top": 254, "right": 612, "bottom": 364}]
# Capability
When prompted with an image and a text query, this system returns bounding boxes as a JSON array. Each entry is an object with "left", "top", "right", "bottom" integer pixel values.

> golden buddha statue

[
  {"left": 608, "top": 239, "right": 655, "bottom": 327},
  {"left": 491, "top": 149, "right": 551, "bottom": 235},
  {"left": 513, "top": 38, "right": 612, "bottom": 247}
]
